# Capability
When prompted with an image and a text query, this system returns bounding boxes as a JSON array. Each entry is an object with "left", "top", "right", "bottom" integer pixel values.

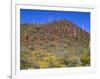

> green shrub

[{"left": 80, "top": 52, "right": 90, "bottom": 66}]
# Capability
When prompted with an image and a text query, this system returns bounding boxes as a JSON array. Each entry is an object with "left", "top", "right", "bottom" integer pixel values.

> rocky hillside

[{"left": 20, "top": 20, "right": 90, "bottom": 69}]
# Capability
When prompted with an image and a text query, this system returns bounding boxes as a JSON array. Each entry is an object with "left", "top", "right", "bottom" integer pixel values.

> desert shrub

[
  {"left": 21, "top": 47, "right": 90, "bottom": 69},
  {"left": 39, "top": 52, "right": 63, "bottom": 68},
  {"left": 37, "top": 61, "right": 49, "bottom": 68},
  {"left": 20, "top": 51, "right": 35, "bottom": 69},
  {"left": 30, "top": 48, "right": 67, "bottom": 68},
  {"left": 63, "top": 55, "right": 79, "bottom": 67},
  {"left": 63, "top": 56, "right": 70, "bottom": 65},
  {"left": 80, "top": 52, "right": 90, "bottom": 66},
  {"left": 68, "top": 57, "right": 79, "bottom": 67},
  {"left": 29, "top": 46, "right": 35, "bottom": 51},
  {"left": 49, "top": 43, "right": 56, "bottom": 48}
]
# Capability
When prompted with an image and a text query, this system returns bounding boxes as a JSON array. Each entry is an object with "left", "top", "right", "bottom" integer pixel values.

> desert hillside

[{"left": 20, "top": 19, "right": 90, "bottom": 69}]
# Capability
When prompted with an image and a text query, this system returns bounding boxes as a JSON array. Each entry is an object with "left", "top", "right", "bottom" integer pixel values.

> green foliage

[
  {"left": 80, "top": 52, "right": 90, "bottom": 66},
  {"left": 20, "top": 51, "right": 34, "bottom": 69},
  {"left": 21, "top": 48, "right": 68, "bottom": 69},
  {"left": 63, "top": 56, "right": 79, "bottom": 67}
]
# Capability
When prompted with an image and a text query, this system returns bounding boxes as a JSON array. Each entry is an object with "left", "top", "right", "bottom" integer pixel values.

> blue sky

[{"left": 20, "top": 9, "right": 90, "bottom": 32}]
